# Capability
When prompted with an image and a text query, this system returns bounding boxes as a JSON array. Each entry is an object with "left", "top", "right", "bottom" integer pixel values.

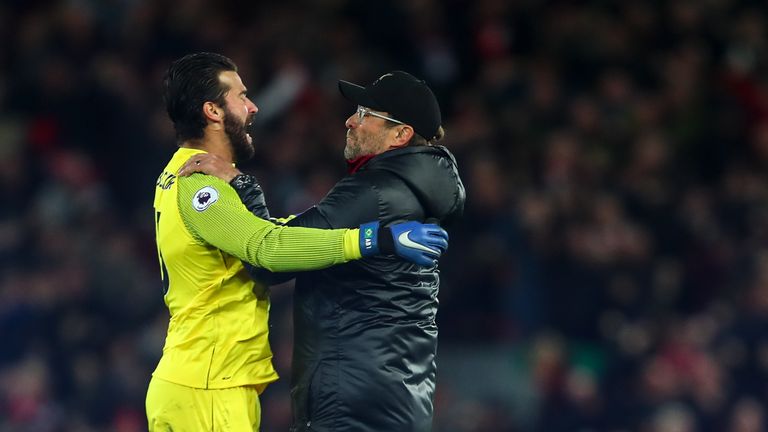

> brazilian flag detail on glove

[{"left": 358, "top": 221, "right": 449, "bottom": 267}]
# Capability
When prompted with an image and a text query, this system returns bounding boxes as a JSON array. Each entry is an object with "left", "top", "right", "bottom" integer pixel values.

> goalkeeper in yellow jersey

[{"left": 146, "top": 52, "right": 449, "bottom": 432}]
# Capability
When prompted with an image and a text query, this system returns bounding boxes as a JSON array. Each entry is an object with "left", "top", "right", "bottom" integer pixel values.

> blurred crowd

[{"left": 2, "top": 0, "right": 768, "bottom": 431}]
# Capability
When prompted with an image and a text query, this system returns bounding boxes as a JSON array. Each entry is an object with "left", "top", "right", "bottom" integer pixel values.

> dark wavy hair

[{"left": 162, "top": 52, "right": 237, "bottom": 142}]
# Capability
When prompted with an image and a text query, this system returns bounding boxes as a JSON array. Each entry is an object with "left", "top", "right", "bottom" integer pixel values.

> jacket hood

[{"left": 362, "top": 145, "right": 465, "bottom": 226}]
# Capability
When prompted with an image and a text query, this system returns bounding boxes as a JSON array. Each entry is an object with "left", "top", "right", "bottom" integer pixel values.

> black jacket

[{"left": 249, "top": 145, "right": 464, "bottom": 431}]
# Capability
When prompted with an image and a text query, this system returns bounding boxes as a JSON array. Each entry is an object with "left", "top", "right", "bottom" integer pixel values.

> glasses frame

[{"left": 356, "top": 106, "right": 404, "bottom": 125}]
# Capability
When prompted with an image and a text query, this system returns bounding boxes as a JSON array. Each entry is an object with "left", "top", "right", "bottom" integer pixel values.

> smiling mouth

[{"left": 246, "top": 118, "right": 255, "bottom": 143}]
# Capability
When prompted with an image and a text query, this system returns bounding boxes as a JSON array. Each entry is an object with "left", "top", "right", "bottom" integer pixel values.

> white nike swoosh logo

[{"left": 398, "top": 230, "right": 438, "bottom": 255}]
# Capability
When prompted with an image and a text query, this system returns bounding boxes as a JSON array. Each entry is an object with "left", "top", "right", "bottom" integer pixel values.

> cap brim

[{"left": 338, "top": 80, "right": 383, "bottom": 110}]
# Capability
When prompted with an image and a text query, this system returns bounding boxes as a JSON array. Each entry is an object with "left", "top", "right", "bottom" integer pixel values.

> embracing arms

[{"left": 177, "top": 154, "right": 448, "bottom": 271}]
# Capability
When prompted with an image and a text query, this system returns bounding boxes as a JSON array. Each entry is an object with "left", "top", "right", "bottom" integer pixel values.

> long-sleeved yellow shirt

[{"left": 152, "top": 148, "right": 360, "bottom": 389}]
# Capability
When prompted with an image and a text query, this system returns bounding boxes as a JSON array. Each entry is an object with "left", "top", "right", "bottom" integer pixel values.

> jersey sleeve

[
  {"left": 244, "top": 176, "right": 379, "bottom": 284},
  {"left": 177, "top": 174, "right": 362, "bottom": 271}
]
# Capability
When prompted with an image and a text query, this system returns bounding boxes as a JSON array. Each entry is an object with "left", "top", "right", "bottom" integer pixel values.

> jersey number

[{"left": 155, "top": 211, "right": 170, "bottom": 295}]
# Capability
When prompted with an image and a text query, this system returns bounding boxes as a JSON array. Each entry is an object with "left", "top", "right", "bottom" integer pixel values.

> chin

[{"left": 233, "top": 143, "right": 255, "bottom": 163}]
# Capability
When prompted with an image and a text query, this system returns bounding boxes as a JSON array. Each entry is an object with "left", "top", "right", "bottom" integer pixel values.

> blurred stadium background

[{"left": 2, "top": 0, "right": 768, "bottom": 431}]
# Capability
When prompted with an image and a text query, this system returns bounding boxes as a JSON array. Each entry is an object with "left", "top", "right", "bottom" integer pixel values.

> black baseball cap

[{"left": 338, "top": 71, "right": 442, "bottom": 140}]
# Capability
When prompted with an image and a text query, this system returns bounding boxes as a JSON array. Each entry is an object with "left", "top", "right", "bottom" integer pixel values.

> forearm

[
  {"left": 245, "top": 208, "right": 334, "bottom": 282},
  {"left": 241, "top": 224, "right": 361, "bottom": 271},
  {"left": 179, "top": 175, "right": 360, "bottom": 271}
]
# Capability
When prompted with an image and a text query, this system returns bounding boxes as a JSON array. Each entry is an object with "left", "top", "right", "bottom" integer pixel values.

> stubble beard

[
  {"left": 344, "top": 133, "right": 361, "bottom": 160},
  {"left": 224, "top": 108, "right": 255, "bottom": 163},
  {"left": 344, "top": 129, "right": 385, "bottom": 160}
]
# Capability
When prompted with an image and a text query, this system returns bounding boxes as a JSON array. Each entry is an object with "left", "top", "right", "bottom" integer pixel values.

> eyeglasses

[{"left": 356, "top": 106, "right": 404, "bottom": 125}]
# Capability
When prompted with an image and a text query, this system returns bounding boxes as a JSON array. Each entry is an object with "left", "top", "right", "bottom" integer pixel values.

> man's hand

[
  {"left": 358, "top": 221, "right": 449, "bottom": 267},
  {"left": 178, "top": 153, "right": 241, "bottom": 182},
  {"left": 389, "top": 222, "right": 448, "bottom": 266}
]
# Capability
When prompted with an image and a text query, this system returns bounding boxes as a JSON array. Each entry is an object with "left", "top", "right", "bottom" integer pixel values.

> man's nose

[
  {"left": 345, "top": 113, "right": 357, "bottom": 129},
  {"left": 247, "top": 98, "right": 258, "bottom": 114}
]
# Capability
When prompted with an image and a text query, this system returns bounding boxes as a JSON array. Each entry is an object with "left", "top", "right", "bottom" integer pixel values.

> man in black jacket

[{"left": 180, "top": 71, "right": 465, "bottom": 431}]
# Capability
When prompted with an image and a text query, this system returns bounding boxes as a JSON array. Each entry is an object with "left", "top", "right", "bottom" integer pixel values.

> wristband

[{"left": 359, "top": 221, "right": 380, "bottom": 257}]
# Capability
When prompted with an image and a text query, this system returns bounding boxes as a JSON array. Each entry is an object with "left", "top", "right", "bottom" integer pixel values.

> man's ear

[
  {"left": 203, "top": 101, "right": 223, "bottom": 124},
  {"left": 391, "top": 126, "right": 414, "bottom": 148}
]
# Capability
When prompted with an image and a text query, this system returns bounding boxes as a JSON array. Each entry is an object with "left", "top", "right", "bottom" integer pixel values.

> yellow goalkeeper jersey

[{"left": 152, "top": 148, "right": 361, "bottom": 390}]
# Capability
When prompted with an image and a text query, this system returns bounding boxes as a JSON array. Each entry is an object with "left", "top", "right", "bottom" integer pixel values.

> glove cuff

[
  {"left": 378, "top": 226, "right": 395, "bottom": 255},
  {"left": 358, "top": 221, "right": 380, "bottom": 257}
]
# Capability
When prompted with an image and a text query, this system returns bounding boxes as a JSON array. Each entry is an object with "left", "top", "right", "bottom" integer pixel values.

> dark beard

[{"left": 223, "top": 108, "right": 255, "bottom": 163}]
